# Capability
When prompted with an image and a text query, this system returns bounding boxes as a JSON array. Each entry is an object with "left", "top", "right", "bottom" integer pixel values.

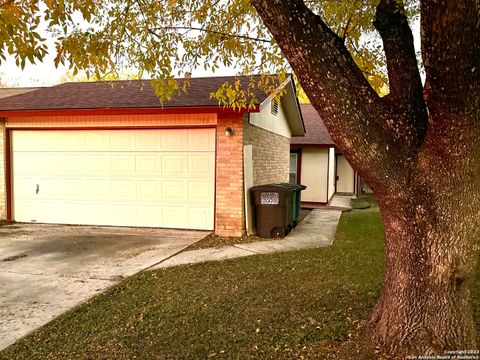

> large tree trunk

[
  {"left": 369, "top": 139, "right": 480, "bottom": 347},
  {"left": 250, "top": 0, "right": 480, "bottom": 357},
  {"left": 369, "top": 115, "right": 480, "bottom": 356}
]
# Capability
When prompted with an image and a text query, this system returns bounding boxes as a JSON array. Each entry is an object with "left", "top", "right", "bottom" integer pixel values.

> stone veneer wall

[{"left": 243, "top": 117, "right": 290, "bottom": 186}]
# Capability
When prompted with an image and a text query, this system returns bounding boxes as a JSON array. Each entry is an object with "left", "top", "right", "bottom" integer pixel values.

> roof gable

[{"left": 291, "top": 104, "right": 334, "bottom": 146}]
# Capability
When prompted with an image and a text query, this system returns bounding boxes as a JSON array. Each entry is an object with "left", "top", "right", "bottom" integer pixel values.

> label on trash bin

[{"left": 260, "top": 192, "right": 279, "bottom": 205}]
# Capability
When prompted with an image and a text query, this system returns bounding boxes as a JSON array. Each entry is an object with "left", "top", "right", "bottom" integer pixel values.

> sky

[
  {"left": 0, "top": 53, "right": 233, "bottom": 87},
  {"left": 0, "top": 17, "right": 421, "bottom": 88}
]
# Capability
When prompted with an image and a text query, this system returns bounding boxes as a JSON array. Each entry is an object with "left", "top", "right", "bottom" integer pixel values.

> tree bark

[
  {"left": 370, "top": 120, "right": 480, "bottom": 355},
  {"left": 250, "top": 0, "right": 480, "bottom": 357}
]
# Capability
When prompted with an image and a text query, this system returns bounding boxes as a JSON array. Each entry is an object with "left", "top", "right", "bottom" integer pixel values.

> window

[
  {"left": 289, "top": 153, "right": 298, "bottom": 184},
  {"left": 271, "top": 99, "right": 279, "bottom": 115}
]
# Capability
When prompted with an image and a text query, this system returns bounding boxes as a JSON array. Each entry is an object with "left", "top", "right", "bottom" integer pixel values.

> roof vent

[{"left": 271, "top": 99, "right": 279, "bottom": 116}]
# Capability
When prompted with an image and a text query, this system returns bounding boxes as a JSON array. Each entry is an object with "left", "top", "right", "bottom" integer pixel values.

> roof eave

[
  {"left": 0, "top": 105, "right": 261, "bottom": 117},
  {"left": 280, "top": 77, "right": 306, "bottom": 136}
]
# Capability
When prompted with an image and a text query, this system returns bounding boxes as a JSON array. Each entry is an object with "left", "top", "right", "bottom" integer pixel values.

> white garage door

[{"left": 12, "top": 129, "right": 215, "bottom": 230}]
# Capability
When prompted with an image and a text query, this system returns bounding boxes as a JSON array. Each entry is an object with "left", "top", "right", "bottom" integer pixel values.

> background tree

[{"left": 0, "top": 0, "right": 479, "bottom": 357}]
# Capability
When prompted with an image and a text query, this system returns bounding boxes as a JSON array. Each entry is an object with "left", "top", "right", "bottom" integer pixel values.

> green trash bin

[
  {"left": 250, "top": 184, "right": 292, "bottom": 238},
  {"left": 276, "top": 183, "right": 296, "bottom": 228},
  {"left": 294, "top": 184, "right": 307, "bottom": 224},
  {"left": 278, "top": 183, "right": 307, "bottom": 227}
]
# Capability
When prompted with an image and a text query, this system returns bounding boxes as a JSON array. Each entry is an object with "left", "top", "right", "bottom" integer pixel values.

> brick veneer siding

[
  {"left": 215, "top": 114, "right": 244, "bottom": 237},
  {"left": 0, "top": 118, "right": 5, "bottom": 219},
  {"left": 243, "top": 118, "right": 290, "bottom": 186}
]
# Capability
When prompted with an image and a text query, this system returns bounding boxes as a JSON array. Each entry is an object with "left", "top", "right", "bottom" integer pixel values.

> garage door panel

[
  {"left": 110, "top": 203, "right": 135, "bottom": 223},
  {"left": 42, "top": 154, "right": 64, "bottom": 176},
  {"left": 136, "top": 205, "right": 162, "bottom": 226},
  {"left": 162, "top": 154, "right": 187, "bottom": 177},
  {"left": 110, "top": 180, "right": 136, "bottom": 200},
  {"left": 162, "top": 130, "right": 188, "bottom": 151},
  {"left": 13, "top": 131, "right": 81, "bottom": 151},
  {"left": 189, "top": 208, "right": 213, "bottom": 229},
  {"left": 12, "top": 177, "right": 36, "bottom": 199},
  {"left": 61, "top": 132, "right": 85, "bottom": 151},
  {"left": 110, "top": 132, "right": 135, "bottom": 151},
  {"left": 12, "top": 200, "right": 37, "bottom": 221},
  {"left": 161, "top": 181, "right": 187, "bottom": 201},
  {"left": 188, "top": 129, "right": 215, "bottom": 151},
  {"left": 110, "top": 154, "right": 135, "bottom": 177},
  {"left": 189, "top": 182, "right": 213, "bottom": 202},
  {"left": 135, "top": 154, "right": 160, "bottom": 176},
  {"left": 83, "top": 179, "right": 111, "bottom": 200},
  {"left": 58, "top": 154, "right": 85, "bottom": 176},
  {"left": 82, "top": 203, "right": 111, "bottom": 224},
  {"left": 136, "top": 180, "right": 161, "bottom": 201},
  {"left": 15, "top": 153, "right": 61, "bottom": 176},
  {"left": 188, "top": 154, "right": 215, "bottom": 178},
  {"left": 135, "top": 131, "right": 163, "bottom": 151},
  {"left": 15, "top": 154, "right": 35, "bottom": 175},
  {"left": 12, "top": 129, "right": 215, "bottom": 230},
  {"left": 37, "top": 178, "right": 65, "bottom": 200},
  {"left": 85, "top": 154, "right": 110, "bottom": 176},
  {"left": 37, "top": 201, "right": 79, "bottom": 223},
  {"left": 85, "top": 132, "right": 110, "bottom": 150},
  {"left": 162, "top": 206, "right": 189, "bottom": 227}
]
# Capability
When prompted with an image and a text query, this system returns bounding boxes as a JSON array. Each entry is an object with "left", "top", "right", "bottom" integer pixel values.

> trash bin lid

[
  {"left": 275, "top": 183, "right": 296, "bottom": 191},
  {"left": 250, "top": 184, "right": 291, "bottom": 193},
  {"left": 276, "top": 183, "right": 306, "bottom": 191}
]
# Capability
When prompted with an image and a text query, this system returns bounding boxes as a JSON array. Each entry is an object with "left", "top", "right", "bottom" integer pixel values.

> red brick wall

[{"left": 215, "top": 115, "right": 245, "bottom": 237}]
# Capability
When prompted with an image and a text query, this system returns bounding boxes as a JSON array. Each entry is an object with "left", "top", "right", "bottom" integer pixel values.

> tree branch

[
  {"left": 374, "top": 0, "right": 427, "bottom": 147},
  {"left": 421, "top": 0, "right": 478, "bottom": 116},
  {"left": 341, "top": 15, "right": 352, "bottom": 41},
  {"left": 151, "top": 26, "right": 272, "bottom": 43},
  {"left": 251, "top": 0, "right": 411, "bottom": 192}
]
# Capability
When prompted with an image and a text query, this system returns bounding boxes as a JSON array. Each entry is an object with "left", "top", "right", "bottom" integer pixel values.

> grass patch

[{"left": 7, "top": 207, "right": 479, "bottom": 359}]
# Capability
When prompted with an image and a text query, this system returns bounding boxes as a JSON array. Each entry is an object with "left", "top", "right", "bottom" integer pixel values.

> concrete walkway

[
  {"left": 329, "top": 195, "right": 353, "bottom": 209},
  {"left": 153, "top": 208, "right": 343, "bottom": 269}
]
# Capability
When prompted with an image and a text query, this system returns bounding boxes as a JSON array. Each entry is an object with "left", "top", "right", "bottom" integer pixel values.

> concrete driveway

[{"left": 0, "top": 223, "right": 206, "bottom": 350}]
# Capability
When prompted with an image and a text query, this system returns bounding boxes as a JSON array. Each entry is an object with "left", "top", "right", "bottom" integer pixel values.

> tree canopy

[{"left": 0, "top": 0, "right": 418, "bottom": 102}]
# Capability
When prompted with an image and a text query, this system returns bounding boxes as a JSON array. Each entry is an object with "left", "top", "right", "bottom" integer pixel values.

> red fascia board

[{"left": 0, "top": 105, "right": 260, "bottom": 117}]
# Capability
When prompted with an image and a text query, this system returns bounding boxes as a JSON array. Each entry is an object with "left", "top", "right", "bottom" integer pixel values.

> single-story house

[
  {"left": 0, "top": 76, "right": 305, "bottom": 237},
  {"left": 290, "top": 104, "right": 367, "bottom": 205}
]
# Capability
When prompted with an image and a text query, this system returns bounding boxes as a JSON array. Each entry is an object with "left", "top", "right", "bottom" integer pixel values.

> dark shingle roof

[
  {"left": 291, "top": 104, "right": 334, "bottom": 146},
  {"left": 0, "top": 76, "right": 270, "bottom": 111},
  {"left": 0, "top": 87, "right": 41, "bottom": 99}
]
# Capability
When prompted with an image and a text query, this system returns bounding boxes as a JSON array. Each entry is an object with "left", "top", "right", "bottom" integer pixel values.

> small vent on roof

[{"left": 271, "top": 99, "right": 279, "bottom": 116}]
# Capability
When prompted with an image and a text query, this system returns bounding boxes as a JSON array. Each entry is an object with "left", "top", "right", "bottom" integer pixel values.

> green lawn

[{"left": 2, "top": 208, "right": 478, "bottom": 359}]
